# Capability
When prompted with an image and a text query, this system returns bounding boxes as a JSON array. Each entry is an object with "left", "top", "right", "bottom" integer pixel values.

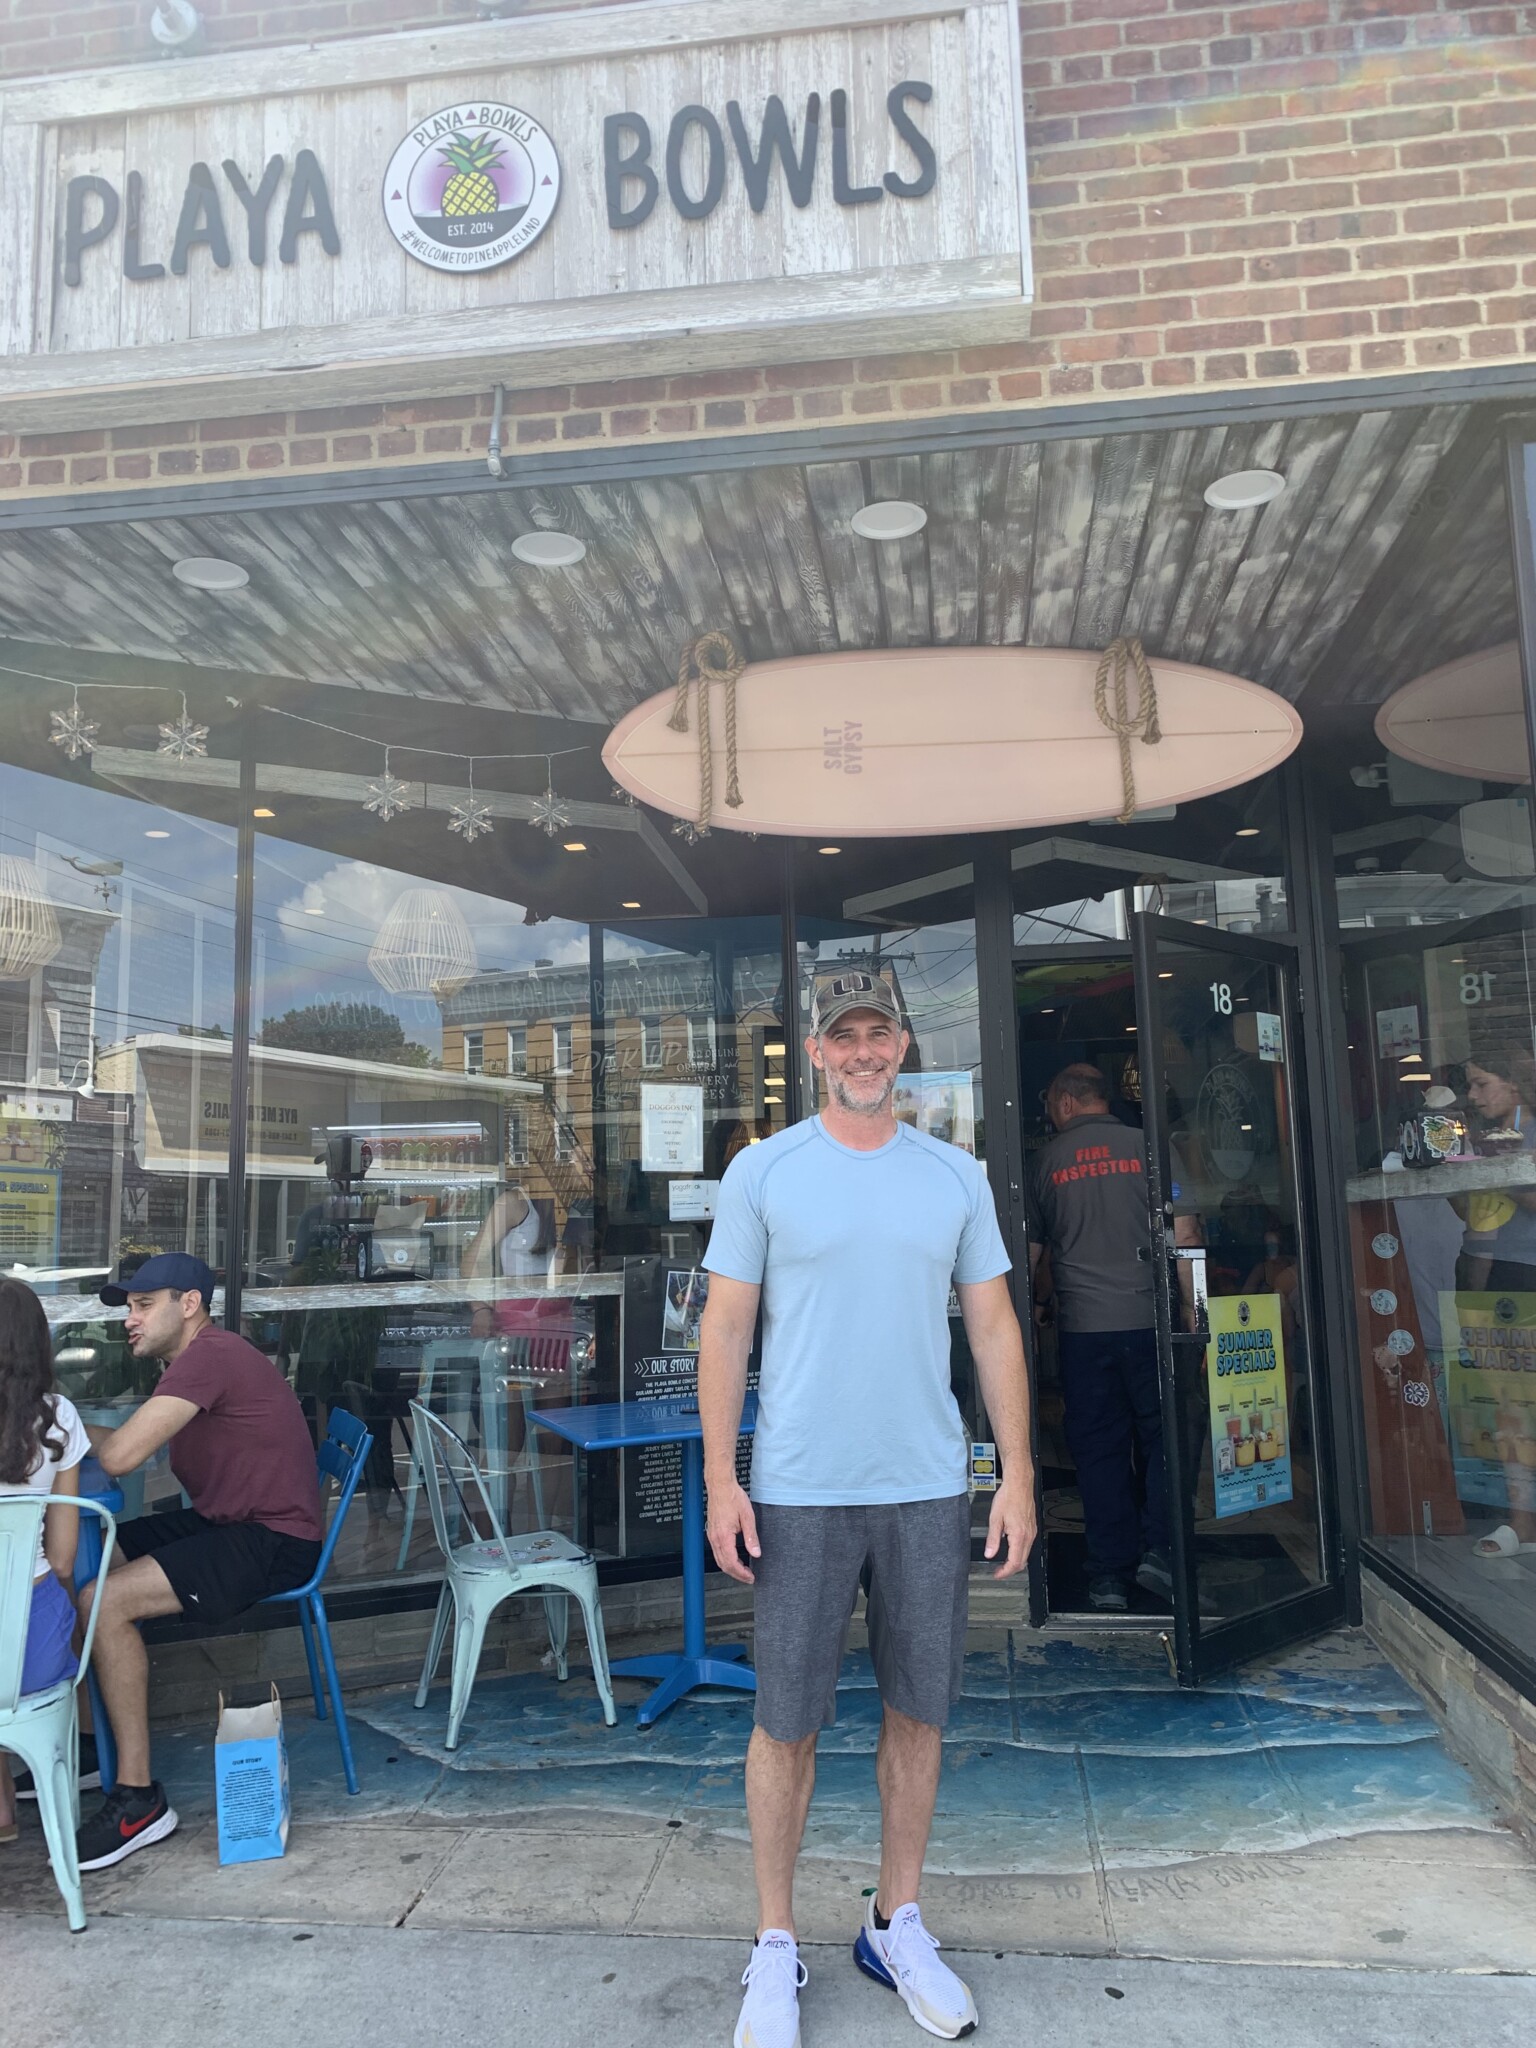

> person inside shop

[
  {"left": 71, "top": 1253, "right": 323, "bottom": 1872},
  {"left": 1027, "top": 1063, "right": 1200, "bottom": 1613},
  {"left": 461, "top": 1187, "right": 563, "bottom": 1528},
  {"left": 0, "top": 1276, "right": 89, "bottom": 1844},
  {"left": 1451, "top": 1049, "right": 1536, "bottom": 1554},
  {"left": 1456, "top": 1049, "right": 1536, "bottom": 1292}
]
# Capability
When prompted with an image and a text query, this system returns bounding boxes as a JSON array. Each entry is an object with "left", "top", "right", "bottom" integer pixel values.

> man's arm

[
  {"left": 957, "top": 1274, "right": 1037, "bottom": 1580},
  {"left": 86, "top": 1394, "right": 199, "bottom": 1479},
  {"left": 698, "top": 1274, "right": 762, "bottom": 1586}
]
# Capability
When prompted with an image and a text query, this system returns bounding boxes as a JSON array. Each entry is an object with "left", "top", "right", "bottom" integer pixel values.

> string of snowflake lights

[
  {"left": 529, "top": 756, "right": 573, "bottom": 839},
  {"left": 447, "top": 757, "right": 494, "bottom": 843},
  {"left": 49, "top": 687, "right": 99, "bottom": 761},
  {"left": 364, "top": 747, "right": 415, "bottom": 823},
  {"left": 157, "top": 692, "right": 210, "bottom": 763}
]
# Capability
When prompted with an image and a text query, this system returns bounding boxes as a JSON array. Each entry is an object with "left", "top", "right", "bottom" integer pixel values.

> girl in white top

[{"left": 0, "top": 1276, "right": 88, "bottom": 1841}]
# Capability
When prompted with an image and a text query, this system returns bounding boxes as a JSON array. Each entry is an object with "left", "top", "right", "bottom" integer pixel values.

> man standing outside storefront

[
  {"left": 699, "top": 971, "right": 1035, "bottom": 2048},
  {"left": 1028, "top": 1064, "right": 1197, "bottom": 1614}
]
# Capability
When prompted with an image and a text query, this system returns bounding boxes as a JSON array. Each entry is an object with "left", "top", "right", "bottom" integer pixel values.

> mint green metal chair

[
  {"left": 0, "top": 1495, "right": 117, "bottom": 1932},
  {"left": 408, "top": 1404, "right": 617, "bottom": 1747}
]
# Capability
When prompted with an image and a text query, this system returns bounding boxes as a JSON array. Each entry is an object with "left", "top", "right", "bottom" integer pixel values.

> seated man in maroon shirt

[{"left": 76, "top": 1253, "right": 323, "bottom": 1871}]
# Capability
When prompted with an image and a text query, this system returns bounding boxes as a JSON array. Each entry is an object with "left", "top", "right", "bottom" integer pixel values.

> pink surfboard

[
  {"left": 1375, "top": 644, "right": 1528, "bottom": 785},
  {"left": 603, "top": 646, "right": 1303, "bottom": 836}
]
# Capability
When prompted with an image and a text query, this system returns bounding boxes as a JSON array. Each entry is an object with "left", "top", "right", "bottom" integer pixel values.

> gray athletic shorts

[{"left": 751, "top": 1494, "right": 971, "bottom": 1742}]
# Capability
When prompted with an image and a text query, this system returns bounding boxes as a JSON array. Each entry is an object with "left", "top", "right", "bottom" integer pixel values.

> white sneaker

[
  {"left": 734, "top": 1929, "right": 806, "bottom": 2048},
  {"left": 854, "top": 1897, "right": 978, "bottom": 2039}
]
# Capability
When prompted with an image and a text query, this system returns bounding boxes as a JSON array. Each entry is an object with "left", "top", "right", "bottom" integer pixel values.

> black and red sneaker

[{"left": 75, "top": 1782, "right": 178, "bottom": 1871}]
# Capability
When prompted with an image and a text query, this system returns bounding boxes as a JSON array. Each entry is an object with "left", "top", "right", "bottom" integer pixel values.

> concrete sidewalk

[{"left": 3, "top": 1915, "right": 1533, "bottom": 2048}]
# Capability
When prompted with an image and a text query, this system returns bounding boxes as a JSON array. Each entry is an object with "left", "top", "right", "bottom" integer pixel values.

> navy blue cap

[{"left": 99, "top": 1252, "right": 215, "bottom": 1307}]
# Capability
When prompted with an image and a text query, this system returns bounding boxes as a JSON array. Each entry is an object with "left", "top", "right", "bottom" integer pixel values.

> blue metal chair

[{"left": 259, "top": 1408, "right": 373, "bottom": 1796}]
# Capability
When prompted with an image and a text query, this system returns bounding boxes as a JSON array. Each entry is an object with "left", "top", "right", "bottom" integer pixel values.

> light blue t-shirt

[{"left": 703, "top": 1116, "right": 1010, "bottom": 1506}]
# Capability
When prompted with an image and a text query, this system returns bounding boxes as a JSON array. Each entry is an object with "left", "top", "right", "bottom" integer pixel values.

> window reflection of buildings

[{"left": 437, "top": 948, "right": 786, "bottom": 1241}]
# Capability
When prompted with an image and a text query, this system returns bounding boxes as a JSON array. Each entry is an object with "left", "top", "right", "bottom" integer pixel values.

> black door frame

[{"left": 1132, "top": 911, "right": 1347, "bottom": 1682}]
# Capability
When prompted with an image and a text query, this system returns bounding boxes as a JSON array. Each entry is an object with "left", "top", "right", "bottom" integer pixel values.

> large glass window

[
  {"left": 236, "top": 796, "right": 794, "bottom": 1589},
  {"left": 1323, "top": 490, "right": 1536, "bottom": 1669},
  {"left": 1011, "top": 775, "right": 1290, "bottom": 948},
  {"left": 0, "top": 736, "right": 238, "bottom": 1529}
]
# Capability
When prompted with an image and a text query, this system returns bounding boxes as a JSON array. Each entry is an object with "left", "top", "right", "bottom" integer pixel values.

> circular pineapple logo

[{"left": 383, "top": 102, "right": 559, "bottom": 272}]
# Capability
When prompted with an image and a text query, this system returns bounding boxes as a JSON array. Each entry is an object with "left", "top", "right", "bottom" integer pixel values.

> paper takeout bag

[{"left": 215, "top": 1685, "right": 290, "bottom": 1865}]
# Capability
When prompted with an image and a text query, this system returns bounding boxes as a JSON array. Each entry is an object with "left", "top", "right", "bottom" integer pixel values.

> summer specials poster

[
  {"left": 1206, "top": 1293, "right": 1294, "bottom": 1519},
  {"left": 1439, "top": 1291, "right": 1536, "bottom": 1512}
]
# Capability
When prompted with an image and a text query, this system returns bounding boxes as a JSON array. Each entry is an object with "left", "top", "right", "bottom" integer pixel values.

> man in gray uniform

[{"left": 1028, "top": 1063, "right": 1192, "bottom": 1612}]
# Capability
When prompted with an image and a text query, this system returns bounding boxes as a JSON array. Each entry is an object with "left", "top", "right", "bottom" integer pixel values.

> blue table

[
  {"left": 77, "top": 1457, "right": 122, "bottom": 1794},
  {"left": 528, "top": 1395, "right": 757, "bottom": 1727}
]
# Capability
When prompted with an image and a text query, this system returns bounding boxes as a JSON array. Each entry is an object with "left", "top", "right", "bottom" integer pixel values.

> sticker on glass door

[{"left": 1206, "top": 1294, "right": 1295, "bottom": 1518}]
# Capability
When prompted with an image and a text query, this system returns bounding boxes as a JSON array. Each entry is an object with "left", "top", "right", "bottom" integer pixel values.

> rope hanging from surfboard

[
  {"left": 1093, "top": 635, "right": 1161, "bottom": 826},
  {"left": 667, "top": 630, "right": 745, "bottom": 834}
]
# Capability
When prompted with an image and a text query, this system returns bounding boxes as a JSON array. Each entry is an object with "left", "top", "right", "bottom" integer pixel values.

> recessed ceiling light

[
  {"left": 1235, "top": 826, "right": 1260, "bottom": 837},
  {"left": 253, "top": 807, "right": 275, "bottom": 818},
  {"left": 1158, "top": 971, "right": 1174, "bottom": 979},
  {"left": 562, "top": 841, "right": 587, "bottom": 853},
  {"left": 512, "top": 530, "right": 586, "bottom": 567},
  {"left": 172, "top": 555, "right": 249, "bottom": 591},
  {"left": 144, "top": 829, "right": 170, "bottom": 839},
  {"left": 763, "top": 1041, "right": 786, "bottom": 1055},
  {"left": 850, "top": 500, "right": 927, "bottom": 541},
  {"left": 1040, "top": 1008, "right": 1055, "bottom": 1014},
  {"left": 817, "top": 845, "right": 842, "bottom": 855},
  {"left": 621, "top": 899, "right": 642, "bottom": 909},
  {"left": 1193, "top": 918, "right": 1210, "bottom": 925},
  {"left": 1203, "top": 469, "right": 1285, "bottom": 511},
  {"left": 763, "top": 1095, "right": 783, "bottom": 1105},
  {"left": 1125, "top": 1024, "right": 1137, "bottom": 1033},
  {"left": 1401, "top": 1072, "right": 1432, "bottom": 1083},
  {"left": 303, "top": 904, "right": 324, "bottom": 915}
]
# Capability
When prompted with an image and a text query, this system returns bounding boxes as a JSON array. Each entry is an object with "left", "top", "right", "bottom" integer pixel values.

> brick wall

[{"left": 5, "top": 2, "right": 1536, "bottom": 498}]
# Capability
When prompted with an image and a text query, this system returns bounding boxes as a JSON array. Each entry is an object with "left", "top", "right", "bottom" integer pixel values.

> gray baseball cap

[{"left": 809, "top": 969, "right": 903, "bottom": 1036}]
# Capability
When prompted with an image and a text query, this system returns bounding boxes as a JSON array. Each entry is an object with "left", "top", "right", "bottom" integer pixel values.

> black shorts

[{"left": 114, "top": 1509, "right": 321, "bottom": 1626}]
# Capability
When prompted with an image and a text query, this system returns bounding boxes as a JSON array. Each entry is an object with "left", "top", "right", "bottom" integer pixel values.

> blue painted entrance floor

[
  {"left": 157, "top": 1624, "right": 1507, "bottom": 1876},
  {"left": 11, "top": 1623, "right": 1536, "bottom": 1969}
]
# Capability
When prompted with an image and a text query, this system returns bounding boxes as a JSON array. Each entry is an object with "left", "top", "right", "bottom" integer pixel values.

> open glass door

[{"left": 1133, "top": 914, "right": 1344, "bottom": 1681}]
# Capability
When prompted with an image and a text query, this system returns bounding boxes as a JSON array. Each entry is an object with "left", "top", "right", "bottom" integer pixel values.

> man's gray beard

[{"left": 828, "top": 1069, "right": 895, "bottom": 1116}]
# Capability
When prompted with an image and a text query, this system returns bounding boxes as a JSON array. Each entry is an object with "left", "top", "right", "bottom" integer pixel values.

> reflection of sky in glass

[
  {"left": 254, "top": 837, "right": 590, "bottom": 1060},
  {"left": 1, "top": 765, "right": 238, "bottom": 1043}
]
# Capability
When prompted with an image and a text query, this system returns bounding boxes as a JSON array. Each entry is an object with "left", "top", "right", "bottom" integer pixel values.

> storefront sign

[
  {"left": 0, "top": 0, "right": 1030, "bottom": 430},
  {"left": 1440, "top": 1290, "right": 1536, "bottom": 1511},
  {"left": 1205, "top": 1293, "right": 1294, "bottom": 1520},
  {"left": 382, "top": 104, "right": 561, "bottom": 274}
]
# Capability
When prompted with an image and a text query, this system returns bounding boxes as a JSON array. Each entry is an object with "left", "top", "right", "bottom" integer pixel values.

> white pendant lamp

[
  {"left": 368, "top": 888, "right": 477, "bottom": 997},
  {"left": 0, "top": 856, "right": 62, "bottom": 978}
]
